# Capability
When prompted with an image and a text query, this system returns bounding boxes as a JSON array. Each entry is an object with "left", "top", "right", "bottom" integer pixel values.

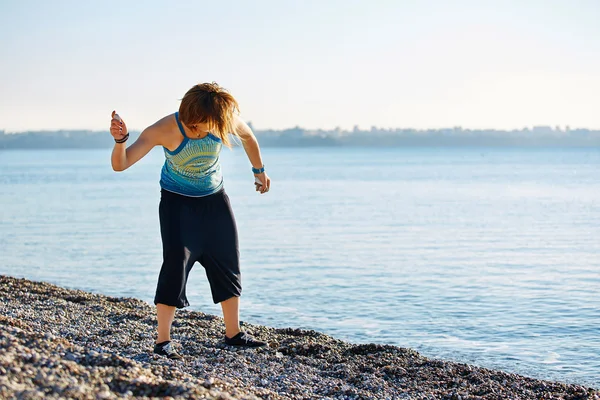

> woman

[{"left": 109, "top": 82, "right": 271, "bottom": 359}]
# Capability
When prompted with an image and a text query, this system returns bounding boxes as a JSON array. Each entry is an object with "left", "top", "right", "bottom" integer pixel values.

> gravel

[{"left": 1, "top": 275, "right": 598, "bottom": 399}]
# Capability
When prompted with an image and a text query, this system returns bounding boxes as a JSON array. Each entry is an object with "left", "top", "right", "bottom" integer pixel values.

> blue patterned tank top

[{"left": 159, "top": 112, "right": 223, "bottom": 197}]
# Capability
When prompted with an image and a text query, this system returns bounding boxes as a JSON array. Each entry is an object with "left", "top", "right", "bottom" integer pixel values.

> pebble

[{"left": 96, "top": 391, "right": 112, "bottom": 399}]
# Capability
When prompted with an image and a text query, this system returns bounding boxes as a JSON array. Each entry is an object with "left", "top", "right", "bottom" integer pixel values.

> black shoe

[
  {"left": 224, "top": 331, "right": 267, "bottom": 348},
  {"left": 153, "top": 341, "right": 182, "bottom": 359}
]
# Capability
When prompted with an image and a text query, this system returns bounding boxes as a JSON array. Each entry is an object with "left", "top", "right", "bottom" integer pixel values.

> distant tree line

[{"left": 0, "top": 126, "right": 599, "bottom": 149}]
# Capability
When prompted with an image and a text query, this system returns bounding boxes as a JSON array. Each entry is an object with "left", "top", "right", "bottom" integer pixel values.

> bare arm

[
  {"left": 233, "top": 115, "right": 264, "bottom": 170},
  {"left": 110, "top": 113, "right": 163, "bottom": 172},
  {"left": 234, "top": 115, "right": 271, "bottom": 193}
]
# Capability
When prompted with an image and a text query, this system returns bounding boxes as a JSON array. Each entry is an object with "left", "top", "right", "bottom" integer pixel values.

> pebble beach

[{"left": 0, "top": 275, "right": 598, "bottom": 400}]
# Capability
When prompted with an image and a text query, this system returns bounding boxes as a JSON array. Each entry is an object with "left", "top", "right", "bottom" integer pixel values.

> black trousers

[{"left": 154, "top": 188, "right": 241, "bottom": 308}]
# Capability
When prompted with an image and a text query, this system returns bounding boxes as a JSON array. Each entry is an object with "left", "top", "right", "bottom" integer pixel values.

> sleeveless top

[{"left": 159, "top": 112, "right": 223, "bottom": 197}]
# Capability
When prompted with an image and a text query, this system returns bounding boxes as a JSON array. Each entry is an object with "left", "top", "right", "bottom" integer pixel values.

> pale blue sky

[{"left": 1, "top": 0, "right": 599, "bottom": 131}]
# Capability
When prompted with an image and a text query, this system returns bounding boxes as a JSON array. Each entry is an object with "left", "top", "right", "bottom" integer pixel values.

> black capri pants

[{"left": 154, "top": 188, "right": 242, "bottom": 308}]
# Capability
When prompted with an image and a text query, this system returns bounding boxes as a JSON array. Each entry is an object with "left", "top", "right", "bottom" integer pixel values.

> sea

[{"left": 1, "top": 147, "right": 598, "bottom": 388}]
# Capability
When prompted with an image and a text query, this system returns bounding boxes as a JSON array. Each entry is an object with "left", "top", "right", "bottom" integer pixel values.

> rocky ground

[{"left": 0, "top": 275, "right": 598, "bottom": 400}]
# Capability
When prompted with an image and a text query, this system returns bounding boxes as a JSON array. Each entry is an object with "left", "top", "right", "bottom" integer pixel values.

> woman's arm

[
  {"left": 234, "top": 115, "right": 271, "bottom": 193},
  {"left": 110, "top": 111, "right": 162, "bottom": 172}
]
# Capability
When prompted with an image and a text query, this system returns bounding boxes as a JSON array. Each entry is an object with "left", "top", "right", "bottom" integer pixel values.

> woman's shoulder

[
  {"left": 143, "top": 114, "right": 178, "bottom": 137},
  {"left": 138, "top": 114, "right": 180, "bottom": 148},
  {"left": 152, "top": 113, "right": 178, "bottom": 131}
]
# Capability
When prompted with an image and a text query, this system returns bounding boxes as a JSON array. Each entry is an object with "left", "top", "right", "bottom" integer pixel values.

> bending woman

[{"left": 109, "top": 82, "right": 271, "bottom": 359}]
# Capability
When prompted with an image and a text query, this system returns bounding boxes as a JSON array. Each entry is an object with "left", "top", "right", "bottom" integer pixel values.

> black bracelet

[{"left": 114, "top": 133, "right": 129, "bottom": 144}]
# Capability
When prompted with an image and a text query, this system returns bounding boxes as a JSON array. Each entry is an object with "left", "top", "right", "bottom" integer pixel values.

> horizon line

[{"left": 2, "top": 125, "right": 600, "bottom": 134}]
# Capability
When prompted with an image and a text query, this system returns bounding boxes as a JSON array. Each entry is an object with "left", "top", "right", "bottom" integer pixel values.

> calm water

[{"left": 1, "top": 147, "right": 598, "bottom": 387}]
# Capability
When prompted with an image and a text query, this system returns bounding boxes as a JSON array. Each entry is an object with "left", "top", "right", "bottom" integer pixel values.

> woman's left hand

[{"left": 254, "top": 172, "right": 271, "bottom": 194}]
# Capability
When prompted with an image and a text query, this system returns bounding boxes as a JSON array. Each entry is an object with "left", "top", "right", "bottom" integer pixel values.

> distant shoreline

[
  {"left": 1, "top": 128, "right": 599, "bottom": 149},
  {"left": 1, "top": 275, "right": 598, "bottom": 399}
]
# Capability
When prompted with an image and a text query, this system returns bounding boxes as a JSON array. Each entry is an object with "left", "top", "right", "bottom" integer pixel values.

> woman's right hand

[{"left": 110, "top": 110, "right": 128, "bottom": 142}]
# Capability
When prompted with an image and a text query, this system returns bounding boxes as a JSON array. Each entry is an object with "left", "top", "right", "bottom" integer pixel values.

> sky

[{"left": 1, "top": 0, "right": 599, "bottom": 132}]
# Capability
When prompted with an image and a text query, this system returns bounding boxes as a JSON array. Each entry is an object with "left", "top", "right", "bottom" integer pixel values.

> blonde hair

[{"left": 178, "top": 82, "right": 240, "bottom": 147}]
